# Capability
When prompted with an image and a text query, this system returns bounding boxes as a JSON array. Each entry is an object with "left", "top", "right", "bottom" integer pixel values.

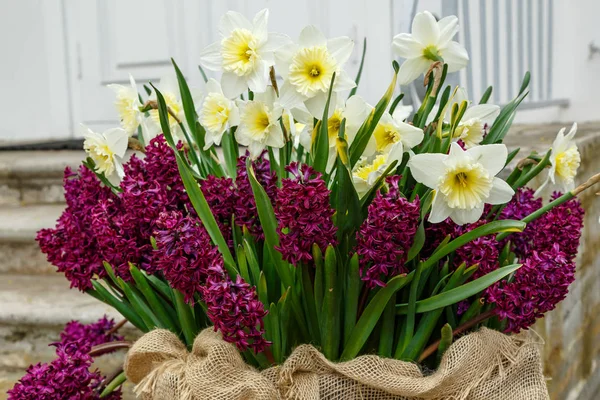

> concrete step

[
  {"left": 0, "top": 274, "right": 137, "bottom": 399},
  {"left": 0, "top": 150, "right": 84, "bottom": 206},
  {"left": 0, "top": 204, "right": 64, "bottom": 275}
]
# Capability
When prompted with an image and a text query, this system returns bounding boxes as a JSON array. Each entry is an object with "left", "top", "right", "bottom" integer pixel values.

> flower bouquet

[{"left": 9, "top": 8, "right": 599, "bottom": 400}]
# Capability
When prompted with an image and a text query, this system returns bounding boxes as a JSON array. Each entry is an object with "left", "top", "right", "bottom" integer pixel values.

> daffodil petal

[
  {"left": 487, "top": 177, "right": 515, "bottom": 205},
  {"left": 264, "top": 32, "right": 292, "bottom": 52},
  {"left": 219, "top": 11, "right": 252, "bottom": 37},
  {"left": 412, "top": 11, "right": 440, "bottom": 45},
  {"left": 103, "top": 128, "right": 129, "bottom": 158},
  {"left": 305, "top": 92, "right": 335, "bottom": 119},
  {"left": 199, "top": 41, "right": 223, "bottom": 71},
  {"left": 462, "top": 104, "right": 500, "bottom": 123},
  {"left": 466, "top": 144, "right": 507, "bottom": 176},
  {"left": 279, "top": 81, "right": 307, "bottom": 110},
  {"left": 450, "top": 203, "right": 484, "bottom": 225},
  {"left": 398, "top": 122, "right": 424, "bottom": 148},
  {"left": 247, "top": 62, "right": 269, "bottom": 93},
  {"left": 206, "top": 78, "right": 222, "bottom": 95},
  {"left": 221, "top": 71, "right": 248, "bottom": 98},
  {"left": 429, "top": 192, "right": 452, "bottom": 223},
  {"left": 333, "top": 70, "right": 357, "bottom": 91},
  {"left": 392, "top": 33, "right": 423, "bottom": 58},
  {"left": 398, "top": 57, "right": 430, "bottom": 85},
  {"left": 299, "top": 25, "right": 327, "bottom": 47},
  {"left": 437, "top": 16, "right": 459, "bottom": 47},
  {"left": 327, "top": 36, "right": 354, "bottom": 65},
  {"left": 251, "top": 9, "right": 269, "bottom": 43},
  {"left": 409, "top": 153, "right": 447, "bottom": 189},
  {"left": 442, "top": 41, "right": 469, "bottom": 72}
]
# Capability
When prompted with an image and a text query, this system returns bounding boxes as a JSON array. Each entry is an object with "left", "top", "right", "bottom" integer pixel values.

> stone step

[
  {"left": 0, "top": 274, "right": 137, "bottom": 399},
  {"left": 0, "top": 204, "right": 64, "bottom": 275},
  {"left": 0, "top": 150, "right": 84, "bottom": 206}
]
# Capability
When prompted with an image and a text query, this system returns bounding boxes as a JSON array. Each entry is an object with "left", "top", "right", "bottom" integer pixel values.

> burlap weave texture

[{"left": 124, "top": 327, "right": 549, "bottom": 400}]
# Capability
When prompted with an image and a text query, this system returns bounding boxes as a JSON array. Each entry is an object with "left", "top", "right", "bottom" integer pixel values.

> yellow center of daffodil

[
  {"left": 438, "top": 162, "right": 493, "bottom": 209},
  {"left": 241, "top": 101, "right": 272, "bottom": 141},
  {"left": 150, "top": 92, "right": 182, "bottom": 127},
  {"left": 454, "top": 119, "right": 484, "bottom": 149},
  {"left": 84, "top": 139, "right": 116, "bottom": 176},
  {"left": 221, "top": 29, "right": 259, "bottom": 76},
  {"left": 288, "top": 46, "right": 337, "bottom": 97},
  {"left": 554, "top": 146, "right": 580, "bottom": 182},
  {"left": 327, "top": 109, "right": 345, "bottom": 142},
  {"left": 201, "top": 93, "right": 232, "bottom": 134},
  {"left": 374, "top": 122, "right": 401, "bottom": 152},
  {"left": 114, "top": 92, "right": 139, "bottom": 134},
  {"left": 353, "top": 155, "right": 387, "bottom": 181}
]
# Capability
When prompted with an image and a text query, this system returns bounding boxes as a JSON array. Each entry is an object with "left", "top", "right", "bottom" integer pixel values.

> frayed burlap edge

[{"left": 124, "top": 327, "right": 549, "bottom": 400}]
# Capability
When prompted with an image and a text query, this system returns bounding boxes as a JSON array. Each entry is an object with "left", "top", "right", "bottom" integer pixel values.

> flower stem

[
  {"left": 100, "top": 371, "right": 127, "bottom": 398},
  {"left": 106, "top": 319, "right": 127, "bottom": 336},
  {"left": 418, "top": 309, "right": 494, "bottom": 362},
  {"left": 497, "top": 172, "right": 600, "bottom": 241},
  {"left": 88, "top": 341, "right": 132, "bottom": 357}
]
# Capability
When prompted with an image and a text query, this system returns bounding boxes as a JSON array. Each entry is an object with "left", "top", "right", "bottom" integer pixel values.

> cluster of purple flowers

[
  {"left": 497, "top": 187, "right": 543, "bottom": 258},
  {"left": 356, "top": 176, "right": 420, "bottom": 287},
  {"left": 485, "top": 244, "right": 576, "bottom": 333},
  {"left": 202, "top": 260, "right": 270, "bottom": 353},
  {"left": 275, "top": 163, "right": 337, "bottom": 265},
  {"left": 153, "top": 210, "right": 221, "bottom": 303},
  {"left": 8, "top": 317, "right": 123, "bottom": 400},
  {"left": 59, "top": 316, "right": 124, "bottom": 353}
]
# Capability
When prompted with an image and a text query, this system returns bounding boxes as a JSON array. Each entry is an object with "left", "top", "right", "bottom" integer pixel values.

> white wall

[{"left": 0, "top": 0, "right": 71, "bottom": 141}]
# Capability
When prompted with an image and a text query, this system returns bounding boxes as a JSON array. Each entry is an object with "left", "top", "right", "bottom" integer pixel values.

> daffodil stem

[
  {"left": 497, "top": 171, "right": 600, "bottom": 241},
  {"left": 511, "top": 150, "right": 551, "bottom": 189}
]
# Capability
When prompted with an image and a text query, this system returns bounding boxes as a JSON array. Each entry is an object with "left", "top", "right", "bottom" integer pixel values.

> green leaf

[
  {"left": 348, "top": 38, "right": 367, "bottom": 98},
  {"left": 389, "top": 93, "right": 405, "bottom": 115},
  {"left": 312, "top": 73, "right": 336, "bottom": 174},
  {"left": 100, "top": 371, "right": 127, "bottom": 398},
  {"left": 479, "top": 86, "right": 493, "bottom": 104},
  {"left": 222, "top": 129, "right": 239, "bottom": 178},
  {"left": 436, "top": 323, "right": 453, "bottom": 362},
  {"left": 299, "top": 264, "right": 321, "bottom": 344},
  {"left": 88, "top": 283, "right": 147, "bottom": 331},
  {"left": 129, "top": 264, "right": 178, "bottom": 332},
  {"left": 173, "top": 289, "right": 197, "bottom": 348},
  {"left": 344, "top": 254, "right": 361, "bottom": 346},
  {"left": 172, "top": 58, "right": 199, "bottom": 149},
  {"left": 349, "top": 61, "right": 399, "bottom": 167},
  {"left": 175, "top": 155, "right": 237, "bottom": 274},
  {"left": 142, "top": 271, "right": 174, "bottom": 303},
  {"left": 396, "top": 263, "right": 522, "bottom": 314},
  {"left": 395, "top": 263, "right": 423, "bottom": 357},
  {"left": 198, "top": 65, "right": 209, "bottom": 83},
  {"left": 313, "top": 244, "right": 324, "bottom": 326},
  {"left": 321, "top": 246, "right": 340, "bottom": 360},
  {"left": 269, "top": 303, "right": 282, "bottom": 363},
  {"left": 359, "top": 160, "right": 399, "bottom": 209},
  {"left": 406, "top": 220, "right": 425, "bottom": 263},
  {"left": 243, "top": 239, "right": 261, "bottom": 286},
  {"left": 378, "top": 295, "right": 396, "bottom": 357},
  {"left": 340, "top": 273, "right": 411, "bottom": 361},
  {"left": 335, "top": 134, "right": 362, "bottom": 237}
]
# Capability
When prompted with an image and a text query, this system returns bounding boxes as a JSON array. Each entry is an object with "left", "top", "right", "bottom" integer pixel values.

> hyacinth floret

[
  {"left": 275, "top": 162, "right": 338, "bottom": 265},
  {"left": 202, "top": 259, "right": 270, "bottom": 353},
  {"left": 356, "top": 176, "right": 420, "bottom": 287},
  {"left": 59, "top": 316, "right": 124, "bottom": 353},
  {"left": 153, "top": 210, "right": 221, "bottom": 303}
]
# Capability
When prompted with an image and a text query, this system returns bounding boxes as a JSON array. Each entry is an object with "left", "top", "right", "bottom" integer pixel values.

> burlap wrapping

[{"left": 124, "top": 327, "right": 549, "bottom": 400}]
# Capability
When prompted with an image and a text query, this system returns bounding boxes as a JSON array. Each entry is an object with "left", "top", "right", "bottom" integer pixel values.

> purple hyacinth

[
  {"left": 485, "top": 244, "right": 576, "bottom": 333},
  {"left": 530, "top": 192, "right": 584, "bottom": 260},
  {"left": 234, "top": 151, "right": 278, "bottom": 239},
  {"left": 498, "top": 187, "right": 543, "bottom": 258},
  {"left": 454, "top": 220, "right": 499, "bottom": 278},
  {"left": 59, "top": 316, "right": 124, "bottom": 353},
  {"left": 7, "top": 343, "right": 121, "bottom": 400},
  {"left": 153, "top": 211, "right": 222, "bottom": 304},
  {"left": 355, "top": 176, "right": 420, "bottom": 287},
  {"left": 201, "top": 174, "right": 237, "bottom": 246},
  {"left": 275, "top": 162, "right": 337, "bottom": 265},
  {"left": 36, "top": 166, "right": 117, "bottom": 291},
  {"left": 202, "top": 260, "right": 270, "bottom": 353}
]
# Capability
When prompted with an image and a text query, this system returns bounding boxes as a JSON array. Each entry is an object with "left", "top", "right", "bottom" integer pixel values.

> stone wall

[{"left": 505, "top": 123, "right": 600, "bottom": 400}]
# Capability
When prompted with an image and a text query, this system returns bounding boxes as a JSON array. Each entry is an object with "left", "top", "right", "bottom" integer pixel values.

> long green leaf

[
  {"left": 341, "top": 273, "right": 411, "bottom": 361},
  {"left": 175, "top": 155, "right": 237, "bottom": 274},
  {"left": 88, "top": 283, "right": 147, "bottom": 331},
  {"left": 173, "top": 289, "right": 197, "bottom": 348},
  {"left": 344, "top": 254, "right": 361, "bottom": 346},
  {"left": 349, "top": 61, "right": 399, "bottom": 167},
  {"left": 396, "top": 263, "right": 522, "bottom": 314},
  {"left": 172, "top": 59, "right": 198, "bottom": 148},
  {"left": 348, "top": 38, "right": 367, "bottom": 98},
  {"left": 312, "top": 73, "right": 336, "bottom": 174},
  {"left": 321, "top": 246, "right": 340, "bottom": 360},
  {"left": 395, "top": 262, "right": 423, "bottom": 357}
]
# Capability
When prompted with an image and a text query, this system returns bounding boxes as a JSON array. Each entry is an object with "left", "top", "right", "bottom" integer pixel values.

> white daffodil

[
  {"left": 352, "top": 145, "right": 404, "bottom": 197},
  {"left": 236, "top": 87, "right": 285, "bottom": 158},
  {"left": 442, "top": 88, "right": 499, "bottom": 148},
  {"left": 145, "top": 76, "right": 202, "bottom": 143},
  {"left": 409, "top": 143, "right": 514, "bottom": 225},
  {"left": 82, "top": 125, "right": 129, "bottom": 185},
  {"left": 107, "top": 74, "right": 143, "bottom": 136},
  {"left": 199, "top": 78, "right": 240, "bottom": 149},
  {"left": 392, "top": 11, "right": 469, "bottom": 85},
  {"left": 199, "top": 9, "right": 290, "bottom": 98},
  {"left": 372, "top": 109, "right": 424, "bottom": 155},
  {"left": 277, "top": 25, "right": 356, "bottom": 117},
  {"left": 535, "top": 123, "right": 580, "bottom": 197}
]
